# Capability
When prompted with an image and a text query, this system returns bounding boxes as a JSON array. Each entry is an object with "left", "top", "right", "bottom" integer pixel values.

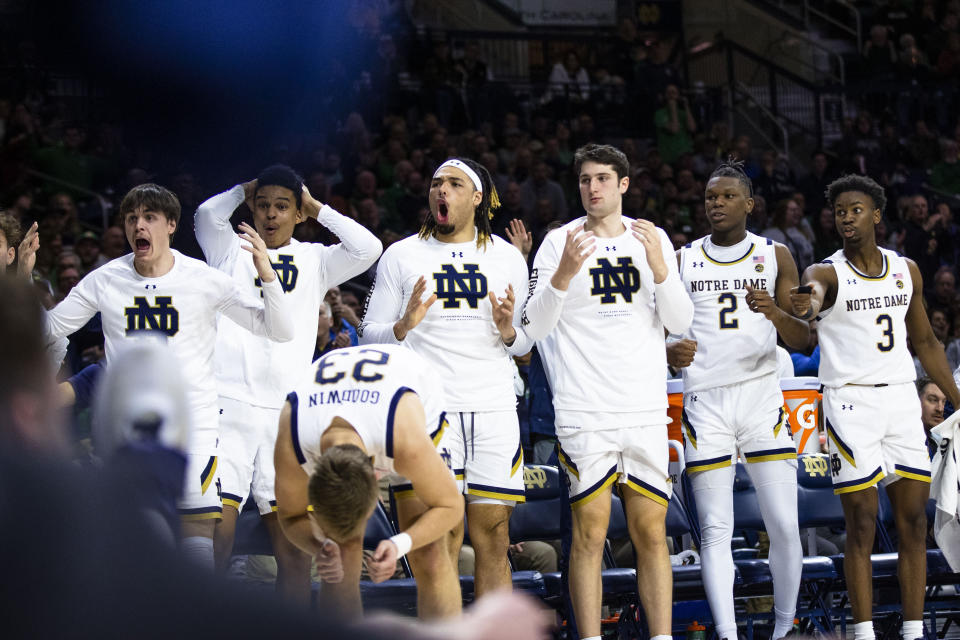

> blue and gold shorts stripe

[
  {"left": 826, "top": 420, "right": 856, "bottom": 468},
  {"left": 681, "top": 409, "right": 697, "bottom": 449},
  {"left": 569, "top": 464, "right": 619, "bottom": 509},
  {"left": 453, "top": 467, "right": 465, "bottom": 481},
  {"left": 557, "top": 445, "right": 579, "bottom": 480},
  {"left": 179, "top": 506, "right": 223, "bottom": 521},
  {"left": 833, "top": 466, "right": 884, "bottom": 495},
  {"left": 221, "top": 492, "right": 243, "bottom": 510},
  {"left": 623, "top": 473, "right": 669, "bottom": 507},
  {"left": 743, "top": 447, "right": 797, "bottom": 464},
  {"left": 430, "top": 412, "right": 448, "bottom": 447},
  {"left": 269, "top": 499, "right": 278, "bottom": 513},
  {"left": 467, "top": 482, "right": 526, "bottom": 503},
  {"left": 686, "top": 454, "right": 733, "bottom": 474},
  {"left": 200, "top": 455, "right": 218, "bottom": 495},
  {"left": 393, "top": 482, "right": 416, "bottom": 500},
  {"left": 510, "top": 443, "right": 523, "bottom": 477},
  {"left": 772, "top": 407, "right": 788, "bottom": 438},
  {"left": 894, "top": 464, "right": 931, "bottom": 483}
]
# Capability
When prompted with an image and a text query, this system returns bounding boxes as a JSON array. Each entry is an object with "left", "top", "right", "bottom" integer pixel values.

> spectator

[
  {"left": 543, "top": 50, "right": 591, "bottom": 106},
  {"left": 0, "top": 211, "right": 22, "bottom": 275},
  {"left": 907, "top": 119, "right": 941, "bottom": 167},
  {"left": 813, "top": 205, "right": 843, "bottom": 261},
  {"left": 325, "top": 286, "right": 360, "bottom": 347},
  {"left": 930, "top": 265, "right": 960, "bottom": 316},
  {"left": 490, "top": 180, "right": 525, "bottom": 240},
  {"left": 931, "top": 307, "right": 951, "bottom": 345},
  {"left": 31, "top": 123, "right": 103, "bottom": 199},
  {"left": 862, "top": 24, "right": 898, "bottom": 77},
  {"left": 654, "top": 84, "right": 696, "bottom": 164},
  {"left": 100, "top": 226, "right": 127, "bottom": 260},
  {"left": 74, "top": 230, "right": 106, "bottom": 273},
  {"left": 762, "top": 198, "right": 814, "bottom": 273},
  {"left": 902, "top": 193, "right": 943, "bottom": 282},
  {"left": 798, "top": 151, "right": 833, "bottom": 216},
  {"left": 753, "top": 150, "right": 796, "bottom": 205},
  {"left": 314, "top": 301, "right": 350, "bottom": 359},
  {"left": 520, "top": 161, "right": 567, "bottom": 221},
  {"left": 930, "top": 140, "right": 960, "bottom": 193}
]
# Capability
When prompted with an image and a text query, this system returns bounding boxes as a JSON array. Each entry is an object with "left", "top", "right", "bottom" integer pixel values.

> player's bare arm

[
  {"left": 489, "top": 284, "right": 517, "bottom": 346},
  {"left": 550, "top": 224, "right": 595, "bottom": 290},
  {"left": 904, "top": 258, "right": 960, "bottom": 406},
  {"left": 393, "top": 276, "right": 438, "bottom": 341},
  {"left": 630, "top": 218, "right": 668, "bottom": 282},
  {"left": 17, "top": 221, "right": 38, "bottom": 280},
  {"left": 274, "top": 402, "right": 325, "bottom": 558},
  {"left": 747, "top": 242, "right": 809, "bottom": 349},
  {"left": 792, "top": 262, "right": 838, "bottom": 320},
  {"left": 368, "top": 393, "right": 463, "bottom": 583}
]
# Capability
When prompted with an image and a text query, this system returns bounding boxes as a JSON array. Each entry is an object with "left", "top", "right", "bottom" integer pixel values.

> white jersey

[
  {"left": 196, "top": 186, "right": 382, "bottom": 409},
  {"left": 679, "top": 233, "right": 779, "bottom": 391},
  {"left": 358, "top": 232, "right": 531, "bottom": 411},
  {"left": 522, "top": 216, "right": 692, "bottom": 429},
  {"left": 45, "top": 251, "right": 294, "bottom": 450},
  {"left": 816, "top": 248, "right": 915, "bottom": 387},
  {"left": 286, "top": 345, "right": 447, "bottom": 476}
]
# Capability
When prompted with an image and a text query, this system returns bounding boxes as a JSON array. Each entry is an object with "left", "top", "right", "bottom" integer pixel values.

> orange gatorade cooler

[
  {"left": 780, "top": 376, "right": 821, "bottom": 454},
  {"left": 667, "top": 378, "right": 684, "bottom": 461}
]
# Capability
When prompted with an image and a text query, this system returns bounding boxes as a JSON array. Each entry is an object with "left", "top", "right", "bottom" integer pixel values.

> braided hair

[
  {"left": 419, "top": 157, "right": 501, "bottom": 248},
  {"left": 708, "top": 156, "right": 753, "bottom": 198}
]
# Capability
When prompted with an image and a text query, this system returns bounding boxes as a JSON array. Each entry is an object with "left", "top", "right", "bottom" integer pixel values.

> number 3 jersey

[
  {"left": 678, "top": 232, "right": 779, "bottom": 392},
  {"left": 358, "top": 233, "right": 531, "bottom": 412},
  {"left": 815, "top": 248, "right": 915, "bottom": 388},
  {"left": 286, "top": 345, "right": 447, "bottom": 476}
]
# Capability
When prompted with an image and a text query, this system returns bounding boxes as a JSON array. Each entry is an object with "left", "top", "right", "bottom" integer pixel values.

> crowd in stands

[{"left": 5, "top": 3, "right": 960, "bottom": 452}]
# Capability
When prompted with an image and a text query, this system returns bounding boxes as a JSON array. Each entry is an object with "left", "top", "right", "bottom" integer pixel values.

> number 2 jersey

[
  {"left": 678, "top": 232, "right": 780, "bottom": 392},
  {"left": 358, "top": 232, "right": 531, "bottom": 411},
  {"left": 286, "top": 345, "right": 447, "bottom": 476},
  {"left": 815, "top": 248, "right": 915, "bottom": 388},
  {"left": 44, "top": 251, "right": 293, "bottom": 451}
]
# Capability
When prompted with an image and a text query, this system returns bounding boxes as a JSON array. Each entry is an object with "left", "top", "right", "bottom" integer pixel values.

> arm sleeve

[
  {"left": 357, "top": 249, "right": 404, "bottom": 345},
  {"left": 520, "top": 233, "right": 566, "bottom": 342},
  {"left": 315, "top": 205, "right": 383, "bottom": 285},
  {"left": 219, "top": 277, "right": 295, "bottom": 342},
  {"left": 653, "top": 228, "right": 694, "bottom": 335},
  {"left": 194, "top": 185, "right": 243, "bottom": 268},
  {"left": 45, "top": 273, "right": 101, "bottom": 341},
  {"left": 68, "top": 362, "right": 104, "bottom": 410},
  {"left": 504, "top": 248, "right": 534, "bottom": 356}
]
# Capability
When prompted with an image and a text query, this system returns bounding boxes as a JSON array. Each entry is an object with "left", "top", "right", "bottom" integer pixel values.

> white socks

[
  {"left": 182, "top": 535, "right": 214, "bottom": 571},
  {"left": 854, "top": 621, "right": 875, "bottom": 640},
  {"left": 650, "top": 635, "right": 672, "bottom": 640},
  {"left": 902, "top": 620, "right": 923, "bottom": 640},
  {"left": 771, "top": 607, "right": 795, "bottom": 639}
]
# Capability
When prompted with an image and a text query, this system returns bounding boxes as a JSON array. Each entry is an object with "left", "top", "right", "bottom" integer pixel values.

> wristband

[{"left": 389, "top": 532, "right": 412, "bottom": 559}]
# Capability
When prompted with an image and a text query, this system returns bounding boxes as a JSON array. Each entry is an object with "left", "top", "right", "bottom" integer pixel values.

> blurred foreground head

[{"left": 0, "top": 278, "right": 63, "bottom": 454}]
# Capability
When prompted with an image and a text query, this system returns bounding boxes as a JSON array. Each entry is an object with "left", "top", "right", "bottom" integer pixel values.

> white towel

[{"left": 931, "top": 411, "right": 960, "bottom": 571}]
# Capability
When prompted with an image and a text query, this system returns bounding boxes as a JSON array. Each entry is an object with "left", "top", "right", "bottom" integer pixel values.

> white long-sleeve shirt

[
  {"left": 359, "top": 232, "right": 531, "bottom": 411},
  {"left": 521, "top": 216, "right": 693, "bottom": 429},
  {"left": 45, "top": 251, "right": 294, "bottom": 450},
  {"left": 195, "top": 185, "right": 382, "bottom": 409}
]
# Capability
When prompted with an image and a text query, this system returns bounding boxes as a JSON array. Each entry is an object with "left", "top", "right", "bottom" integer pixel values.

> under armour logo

[
  {"left": 690, "top": 395, "right": 698, "bottom": 402},
  {"left": 433, "top": 264, "right": 488, "bottom": 309},
  {"left": 842, "top": 404, "right": 854, "bottom": 411},
  {"left": 124, "top": 296, "right": 179, "bottom": 336},
  {"left": 144, "top": 284, "right": 157, "bottom": 290},
  {"left": 605, "top": 246, "right": 616, "bottom": 251},
  {"left": 255, "top": 254, "right": 299, "bottom": 295},
  {"left": 847, "top": 279, "right": 857, "bottom": 285},
  {"left": 691, "top": 261, "right": 704, "bottom": 268},
  {"left": 589, "top": 257, "right": 641, "bottom": 303},
  {"left": 451, "top": 251, "right": 463, "bottom": 258}
]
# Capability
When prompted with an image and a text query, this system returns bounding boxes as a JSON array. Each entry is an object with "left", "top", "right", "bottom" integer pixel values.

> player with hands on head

[
  {"left": 194, "top": 164, "right": 382, "bottom": 602},
  {"left": 669, "top": 159, "right": 807, "bottom": 640},
  {"left": 792, "top": 174, "right": 960, "bottom": 640},
  {"left": 274, "top": 345, "right": 463, "bottom": 618},
  {"left": 522, "top": 144, "right": 693, "bottom": 640},
  {"left": 359, "top": 157, "right": 532, "bottom": 610}
]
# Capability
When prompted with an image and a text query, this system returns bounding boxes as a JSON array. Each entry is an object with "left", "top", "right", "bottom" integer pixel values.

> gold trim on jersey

[
  {"left": 701, "top": 243, "right": 756, "bottom": 266},
  {"left": 844, "top": 255, "right": 889, "bottom": 281}
]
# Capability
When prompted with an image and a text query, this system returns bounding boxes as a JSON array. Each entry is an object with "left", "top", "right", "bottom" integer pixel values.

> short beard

[{"left": 436, "top": 223, "right": 456, "bottom": 235}]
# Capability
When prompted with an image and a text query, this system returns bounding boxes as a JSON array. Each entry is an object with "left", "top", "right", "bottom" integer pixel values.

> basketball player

[
  {"left": 521, "top": 144, "right": 693, "bottom": 640},
  {"left": 195, "top": 165, "right": 381, "bottom": 600},
  {"left": 274, "top": 344, "right": 463, "bottom": 618},
  {"left": 359, "top": 157, "right": 531, "bottom": 604},
  {"left": 45, "top": 183, "right": 295, "bottom": 569},
  {"left": 793, "top": 174, "right": 960, "bottom": 640},
  {"left": 669, "top": 160, "right": 807, "bottom": 640}
]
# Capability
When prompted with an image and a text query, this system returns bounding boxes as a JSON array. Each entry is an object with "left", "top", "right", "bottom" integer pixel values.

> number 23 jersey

[
  {"left": 816, "top": 248, "right": 915, "bottom": 387},
  {"left": 287, "top": 345, "right": 447, "bottom": 476}
]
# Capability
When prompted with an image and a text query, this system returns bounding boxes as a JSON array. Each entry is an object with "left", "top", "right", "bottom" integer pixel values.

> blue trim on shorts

[{"left": 286, "top": 392, "right": 305, "bottom": 465}]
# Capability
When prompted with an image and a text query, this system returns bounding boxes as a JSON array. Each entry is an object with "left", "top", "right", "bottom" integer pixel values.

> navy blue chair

[{"left": 358, "top": 500, "right": 418, "bottom": 613}]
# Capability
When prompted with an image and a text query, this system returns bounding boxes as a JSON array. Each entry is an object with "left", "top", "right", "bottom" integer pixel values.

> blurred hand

[
  {"left": 315, "top": 539, "right": 344, "bottom": 583},
  {"left": 504, "top": 219, "right": 532, "bottom": 259},
  {"left": 332, "top": 330, "right": 352, "bottom": 349},
  {"left": 666, "top": 339, "right": 697, "bottom": 368}
]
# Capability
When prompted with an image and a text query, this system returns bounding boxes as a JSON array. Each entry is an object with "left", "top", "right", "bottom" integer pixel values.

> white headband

[{"left": 434, "top": 159, "right": 483, "bottom": 192}]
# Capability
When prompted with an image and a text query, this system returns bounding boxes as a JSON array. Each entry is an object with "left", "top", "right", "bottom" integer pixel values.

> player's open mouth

[
  {"left": 135, "top": 238, "right": 150, "bottom": 251},
  {"left": 841, "top": 225, "right": 856, "bottom": 237},
  {"left": 709, "top": 210, "right": 725, "bottom": 219},
  {"left": 437, "top": 201, "right": 449, "bottom": 223},
  {"left": 264, "top": 225, "right": 278, "bottom": 234}
]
